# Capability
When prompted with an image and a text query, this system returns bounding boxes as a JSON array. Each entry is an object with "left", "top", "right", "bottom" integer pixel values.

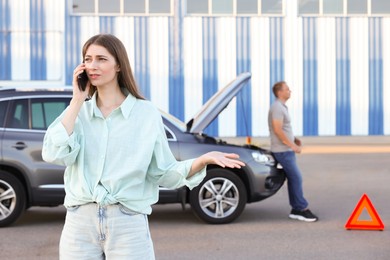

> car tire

[
  {"left": 0, "top": 170, "right": 26, "bottom": 227},
  {"left": 189, "top": 168, "right": 247, "bottom": 224}
]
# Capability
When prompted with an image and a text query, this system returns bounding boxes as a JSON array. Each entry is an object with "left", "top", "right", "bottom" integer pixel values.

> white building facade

[{"left": 0, "top": 0, "right": 389, "bottom": 137}]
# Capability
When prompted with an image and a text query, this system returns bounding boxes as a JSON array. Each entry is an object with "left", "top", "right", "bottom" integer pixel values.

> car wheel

[
  {"left": 0, "top": 171, "right": 26, "bottom": 227},
  {"left": 189, "top": 168, "right": 247, "bottom": 224}
]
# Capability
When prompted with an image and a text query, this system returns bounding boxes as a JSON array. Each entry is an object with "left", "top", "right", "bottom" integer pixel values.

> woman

[{"left": 42, "top": 34, "right": 244, "bottom": 259}]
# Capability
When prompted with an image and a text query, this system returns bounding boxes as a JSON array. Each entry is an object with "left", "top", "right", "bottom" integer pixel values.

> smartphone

[{"left": 77, "top": 70, "right": 89, "bottom": 91}]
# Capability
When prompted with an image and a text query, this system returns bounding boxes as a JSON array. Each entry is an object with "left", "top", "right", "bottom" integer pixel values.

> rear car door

[
  {"left": 0, "top": 100, "right": 9, "bottom": 158},
  {"left": 2, "top": 96, "right": 70, "bottom": 205}
]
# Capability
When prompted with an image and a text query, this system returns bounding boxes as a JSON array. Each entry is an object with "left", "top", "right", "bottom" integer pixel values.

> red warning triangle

[{"left": 345, "top": 194, "right": 384, "bottom": 230}]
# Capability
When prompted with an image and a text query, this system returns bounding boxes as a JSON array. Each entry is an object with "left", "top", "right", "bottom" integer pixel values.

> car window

[
  {"left": 0, "top": 101, "right": 9, "bottom": 127},
  {"left": 7, "top": 99, "right": 29, "bottom": 129},
  {"left": 165, "top": 128, "right": 173, "bottom": 140},
  {"left": 31, "top": 98, "right": 70, "bottom": 130}
]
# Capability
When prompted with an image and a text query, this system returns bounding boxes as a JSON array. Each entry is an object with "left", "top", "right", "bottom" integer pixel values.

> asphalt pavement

[{"left": 1, "top": 136, "right": 389, "bottom": 260}]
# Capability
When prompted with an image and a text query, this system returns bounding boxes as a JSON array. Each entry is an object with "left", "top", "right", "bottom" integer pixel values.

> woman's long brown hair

[{"left": 82, "top": 34, "right": 144, "bottom": 99}]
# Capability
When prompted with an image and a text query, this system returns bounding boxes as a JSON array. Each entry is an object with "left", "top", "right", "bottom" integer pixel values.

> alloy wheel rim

[
  {"left": 0, "top": 180, "right": 17, "bottom": 221},
  {"left": 198, "top": 177, "right": 239, "bottom": 218}
]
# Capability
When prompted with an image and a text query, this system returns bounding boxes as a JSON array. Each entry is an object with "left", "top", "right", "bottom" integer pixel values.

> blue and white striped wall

[{"left": 1, "top": 0, "right": 389, "bottom": 137}]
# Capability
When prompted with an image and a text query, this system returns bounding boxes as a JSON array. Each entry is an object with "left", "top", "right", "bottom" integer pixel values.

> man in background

[{"left": 268, "top": 81, "right": 318, "bottom": 222}]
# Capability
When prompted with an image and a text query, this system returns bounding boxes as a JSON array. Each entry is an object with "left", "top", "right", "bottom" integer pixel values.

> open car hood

[{"left": 186, "top": 72, "right": 251, "bottom": 134}]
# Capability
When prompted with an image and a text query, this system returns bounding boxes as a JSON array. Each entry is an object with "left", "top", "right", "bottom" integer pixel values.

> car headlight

[{"left": 251, "top": 151, "right": 275, "bottom": 166}]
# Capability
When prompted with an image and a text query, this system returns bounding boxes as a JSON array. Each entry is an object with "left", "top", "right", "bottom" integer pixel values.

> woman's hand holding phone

[
  {"left": 77, "top": 70, "right": 89, "bottom": 91},
  {"left": 73, "top": 64, "right": 90, "bottom": 100},
  {"left": 63, "top": 64, "right": 91, "bottom": 135}
]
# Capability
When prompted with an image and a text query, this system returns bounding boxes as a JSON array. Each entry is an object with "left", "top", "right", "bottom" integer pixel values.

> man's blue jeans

[{"left": 273, "top": 151, "right": 309, "bottom": 211}]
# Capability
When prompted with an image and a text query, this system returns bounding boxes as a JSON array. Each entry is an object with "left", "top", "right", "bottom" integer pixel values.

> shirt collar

[
  {"left": 89, "top": 89, "right": 137, "bottom": 119},
  {"left": 276, "top": 98, "right": 288, "bottom": 108},
  {"left": 120, "top": 93, "right": 137, "bottom": 119}
]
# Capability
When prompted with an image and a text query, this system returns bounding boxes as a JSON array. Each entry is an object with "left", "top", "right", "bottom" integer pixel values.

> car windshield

[{"left": 159, "top": 110, "right": 187, "bottom": 132}]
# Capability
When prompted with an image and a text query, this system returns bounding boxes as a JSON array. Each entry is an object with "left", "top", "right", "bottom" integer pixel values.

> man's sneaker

[{"left": 289, "top": 209, "right": 318, "bottom": 222}]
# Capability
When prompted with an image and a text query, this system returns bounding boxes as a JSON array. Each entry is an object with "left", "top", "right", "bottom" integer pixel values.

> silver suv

[
  {"left": 0, "top": 73, "right": 286, "bottom": 227},
  {"left": 0, "top": 88, "right": 72, "bottom": 226}
]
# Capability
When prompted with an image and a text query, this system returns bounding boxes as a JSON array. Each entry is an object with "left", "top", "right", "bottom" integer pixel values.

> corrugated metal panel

[
  {"left": 183, "top": 17, "right": 203, "bottom": 122},
  {"left": 250, "top": 17, "right": 270, "bottom": 136},
  {"left": 10, "top": 0, "right": 30, "bottom": 80},
  {"left": 216, "top": 17, "right": 236, "bottom": 137},
  {"left": 302, "top": 17, "right": 318, "bottom": 136},
  {"left": 269, "top": 17, "right": 284, "bottom": 102},
  {"left": 168, "top": 0, "right": 185, "bottom": 121},
  {"left": 45, "top": 0, "right": 64, "bottom": 81},
  {"left": 114, "top": 17, "right": 135, "bottom": 71},
  {"left": 236, "top": 17, "right": 252, "bottom": 136},
  {"left": 79, "top": 16, "right": 100, "bottom": 43},
  {"left": 284, "top": 1, "right": 303, "bottom": 136},
  {"left": 369, "top": 18, "right": 383, "bottom": 135},
  {"left": 2, "top": 0, "right": 390, "bottom": 137},
  {"left": 64, "top": 5, "right": 81, "bottom": 86},
  {"left": 350, "top": 18, "right": 369, "bottom": 135},
  {"left": 201, "top": 17, "right": 218, "bottom": 135},
  {"left": 384, "top": 18, "right": 390, "bottom": 135},
  {"left": 0, "top": 0, "right": 11, "bottom": 80},
  {"left": 317, "top": 18, "right": 336, "bottom": 136},
  {"left": 30, "top": 0, "right": 47, "bottom": 80},
  {"left": 149, "top": 17, "right": 169, "bottom": 113},
  {"left": 7, "top": 0, "right": 63, "bottom": 82},
  {"left": 99, "top": 16, "right": 115, "bottom": 34},
  {"left": 134, "top": 17, "right": 150, "bottom": 99},
  {"left": 335, "top": 18, "right": 351, "bottom": 135}
]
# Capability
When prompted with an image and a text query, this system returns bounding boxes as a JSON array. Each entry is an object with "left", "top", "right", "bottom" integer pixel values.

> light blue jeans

[
  {"left": 60, "top": 203, "right": 155, "bottom": 260},
  {"left": 273, "top": 151, "right": 309, "bottom": 211}
]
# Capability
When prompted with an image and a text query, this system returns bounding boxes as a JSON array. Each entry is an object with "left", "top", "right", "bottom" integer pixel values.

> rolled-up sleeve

[{"left": 42, "top": 116, "right": 81, "bottom": 166}]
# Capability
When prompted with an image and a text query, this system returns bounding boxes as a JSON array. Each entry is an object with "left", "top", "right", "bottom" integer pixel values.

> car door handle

[{"left": 12, "top": 142, "right": 28, "bottom": 150}]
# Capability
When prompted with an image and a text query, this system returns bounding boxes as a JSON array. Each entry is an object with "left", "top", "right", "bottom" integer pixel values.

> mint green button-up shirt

[{"left": 42, "top": 93, "right": 206, "bottom": 214}]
